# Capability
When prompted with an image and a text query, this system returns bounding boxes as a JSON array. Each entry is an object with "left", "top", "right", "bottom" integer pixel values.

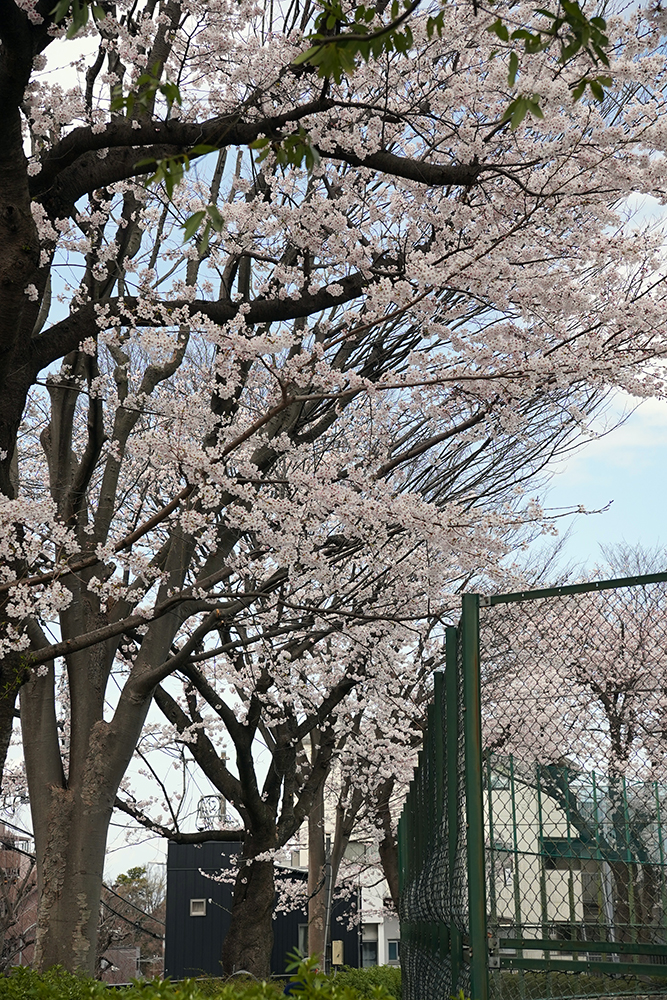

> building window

[
  {"left": 361, "top": 941, "right": 378, "bottom": 967},
  {"left": 298, "top": 924, "right": 308, "bottom": 957},
  {"left": 387, "top": 940, "right": 400, "bottom": 962},
  {"left": 190, "top": 898, "right": 207, "bottom": 917},
  {"left": 361, "top": 924, "right": 378, "bottom": 967}
]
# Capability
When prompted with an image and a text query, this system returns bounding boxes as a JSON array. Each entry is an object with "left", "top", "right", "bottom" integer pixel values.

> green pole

[
  {"left": 653, "top": 781, "right": 667, "bottom": 947},
  {"left": 434, "top": 672, "right": 445, "bottom": 830},
  {"left": 562, "top": 767, "right": 578, "bottom": 942},
  {"left": 487, "top": 754, "right": 498, "bottom": 929},
  {"left": 446, "top": 626, "right": 461, "bottom": 994},
  {"left": 622, "top": 776, "right": 638, "bottom": 950},
  {"left": 536, "top": 764, "right": 552, "bottom": 997},
  {"left": 462, "top": 594, "right": 489, "bottom": 1000},
  {"left": 509, "top": 755, "right": 526, "bottom": 1000}
]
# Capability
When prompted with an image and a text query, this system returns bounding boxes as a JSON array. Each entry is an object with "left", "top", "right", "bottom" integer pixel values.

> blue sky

[{"left": 538, "top": 393, "right": 667, "bottom": 570}]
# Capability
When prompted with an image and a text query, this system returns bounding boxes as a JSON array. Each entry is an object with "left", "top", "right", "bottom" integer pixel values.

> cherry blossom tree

[{"left": 2, "top": 0, "right": 667, "bottom": 979}]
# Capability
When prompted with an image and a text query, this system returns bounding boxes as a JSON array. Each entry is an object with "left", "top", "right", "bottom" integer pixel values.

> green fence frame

[{"left": 399, "top": 571, "right": 667, "bottom": 1000}]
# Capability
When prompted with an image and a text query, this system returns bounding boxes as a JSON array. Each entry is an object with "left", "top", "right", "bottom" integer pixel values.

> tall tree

[{"left": 2, "top": 0, "right": 667, "bottom": 978}]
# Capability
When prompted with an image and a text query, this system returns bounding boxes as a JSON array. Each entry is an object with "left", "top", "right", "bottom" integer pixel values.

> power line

[
  {"left": 104, "top": 883, "right": 166, "bottom": 926},
  {"left": 100, "top": 900, "right": 164, "bottom": 942},
  {"left": 0, "top": 818, "right": 33, "bottom": 839},
  {"left": 0, "top": 820, "right": 166, "bottom": 929}
]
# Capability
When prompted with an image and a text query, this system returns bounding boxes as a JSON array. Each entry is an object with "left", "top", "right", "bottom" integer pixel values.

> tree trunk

[
  {"left": 307, "top": 780, "right": 326, "bottom": 963},
  {"left": 20, "top": 643, "right": 156, "bottom": 974},
  {"left": 31, "top": 786, "right": 110, "bottom": 972},
  {"left": 375, "top": 778, "right": 399, "bottom": 909},
  {"left": 0, "top": 651, "right": 20, "bottom": 789},
  {"left": 222, "top": 843, "right": 276, "bottom": 978}
]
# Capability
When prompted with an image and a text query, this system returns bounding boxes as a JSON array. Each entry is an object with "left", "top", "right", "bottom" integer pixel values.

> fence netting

[
  {"left": 400, "top": 576, "right": 667, "bottom": 1000},
  {"left": 481, "top": 583, "right": 667, "bottom": 999}
]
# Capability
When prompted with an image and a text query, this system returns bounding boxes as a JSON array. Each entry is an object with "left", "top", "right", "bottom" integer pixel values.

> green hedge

[
  {"left": 331, "top": 967, "right": 400, "bottom": 999},
  {"left": 0, "top": 961, "right": 396, "bottom": 1000},
  {"left": 0, "top": 969, "right": 280, "bottom": 1000}
]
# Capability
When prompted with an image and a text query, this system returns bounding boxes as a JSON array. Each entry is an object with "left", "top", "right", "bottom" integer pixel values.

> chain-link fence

[{"left": 399, "top": 574, "right": 667, "bottom": 1000}]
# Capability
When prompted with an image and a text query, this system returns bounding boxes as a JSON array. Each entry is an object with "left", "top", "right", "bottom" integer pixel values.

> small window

[
  {"left": 298, "top": 924, "right": 308, "bottom": 956},
  {"left": 361, "top": 941, "right": 377, "bottom": 968},
  {"left": 387, "top": 940, "right": 400, "bottom": 962},
  {"left": 190, "top": 898, "right": 207, "bottom": 917}
]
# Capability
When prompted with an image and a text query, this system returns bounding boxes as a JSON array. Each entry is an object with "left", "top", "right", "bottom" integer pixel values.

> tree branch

[{"left": 114, "top": 795, "right": 243, "bottom": 842}]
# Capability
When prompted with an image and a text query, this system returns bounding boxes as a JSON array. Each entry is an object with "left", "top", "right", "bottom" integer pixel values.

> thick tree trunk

[
  {"left": 20, "top": 641, "right": 156, "bottom": 974},
  {"left": 307, "top": 781, "right": 326, "bottom": 962},
  {"left": 0, "top": 94, "right": 44, "bottom": 499},
  {"left": 222, "top": 844, "right": 276, "bottom": 977},
  {"left": 31, "top": 786, "right": 110, "bottom": 972},
  {"left": 375, "top": 778, "right": 399, "bottom": 909}
]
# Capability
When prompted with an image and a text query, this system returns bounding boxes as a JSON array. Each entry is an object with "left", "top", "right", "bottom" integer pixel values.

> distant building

[
  {"left": 99, "top": 946, "right": 141, "bottom": 984},
  {"left": 0, "top": 825, "right": 37, "bottom": 970},
  {"left": 164, "top": 841, "right": 361, "bottom": 977}
]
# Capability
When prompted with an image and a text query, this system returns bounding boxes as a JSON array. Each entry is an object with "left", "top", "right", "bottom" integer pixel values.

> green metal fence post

[
  {"left": 462, "top": 594, "right": 489, "bottom": 1000},
  {"left": 653, "top": 781, "right": 667, "bottom": 948},
  {"left": 536, "top": 764, "right": 553, "bottom": 998},
  {"left": 446, "top": 625, "right": 461, "bottom": 992}
]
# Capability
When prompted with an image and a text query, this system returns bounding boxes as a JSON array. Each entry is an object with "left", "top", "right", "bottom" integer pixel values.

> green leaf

[
  {"left": 134, "top": 156, "right": 159, "bottom": 170},
  {"left": 51, "top": 0, "right": 72, "bottom": 17},
  {"left": 207, "top": 204, "right": 225, "bottom": 231},
  {"left": 589, "top": 78, "right": 605, "bottom": 101},
  {"left": 506, "top": 96, "right": 530, "bottom": 128},
  {"left": 571, "top": 78, "right": 587, "bottom": 101},
  {"left": 561, "top": 0, "right": 581, "bottom": 17},
  {"left": 291, "top": 44, "right": 322, "bottom": 66},
  {"left": 162, "top": 81, "right": 182, "bottom": 109},
  {"left": 188, "top": 143, "right": 218, "bottom": 157},
  {"left": 526, "top": 96, "right": 544, "bottom": 118},
  {"left": 508, "top": 50, "right": 519, "bottom": 86},
  {"left": 487, "top": 17, "right": 510, "bottom": 41},
  {"left": 427, "top": 12, "right": 444, "bottom": 36},
  {"left": 591, "top": 42, "right": 610, "bottom": 67},
  {"left": 181, "top": 210, "right": 206, "bottom": 242},
  {"left": 503, "top": 93, "right": 543, "bottom": 129},
  {"left": 199, "top": 221, "right": 212, "bottom": 256}
]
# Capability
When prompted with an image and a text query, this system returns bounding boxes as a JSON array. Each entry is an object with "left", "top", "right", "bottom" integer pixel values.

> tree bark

[
  {"left": 222, "top": 838, "right": 276, "bottom": 977},
  {"left": 30, "top": 786, "right": 110, "bottom": 972},
  {"left": 20, "top": 633, "right": 157, "bottom": 974},
  {"left": 21, "top": 659, "right": 115, "bottom": 973},
  {"left": 375, "top": 778, "right": 399, "bottom": 909},
  {"left": 307, "top": 776, "right": 326, "bottom": 962}
]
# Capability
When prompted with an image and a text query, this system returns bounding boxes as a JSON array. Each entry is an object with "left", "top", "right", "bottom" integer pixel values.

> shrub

[
  {"left": 0, "top": 962, "right": 392, "bottom": 1000},
  {"left": 330, "top": 966, "right": 400, "bottom": 1000},
  {"left": 0, "top": 967, "right": 106, "bottom": 1000}
]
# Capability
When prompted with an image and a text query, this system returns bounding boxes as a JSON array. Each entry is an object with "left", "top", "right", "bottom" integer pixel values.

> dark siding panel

[
  {"left": 165, "top": 841, "right": 240, "bottom": 978},
  {"left": 166, "top": 843, "right": 361, "bottom": 977}
]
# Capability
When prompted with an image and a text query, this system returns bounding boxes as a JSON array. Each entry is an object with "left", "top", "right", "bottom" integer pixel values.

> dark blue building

[{"left": 164, "top": 841, "right": 361, "bottom": 977}]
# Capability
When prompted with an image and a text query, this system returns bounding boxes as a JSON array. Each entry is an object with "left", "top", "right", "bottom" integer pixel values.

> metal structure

[
  {"left": 195, "top": 794, "right": 226, "bottom": 830},
  {"left": 399, "top": 572, "right": 667, "bottom": 1000}
]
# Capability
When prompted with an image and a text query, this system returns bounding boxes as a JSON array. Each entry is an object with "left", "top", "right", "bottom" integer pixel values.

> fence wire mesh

[
  {"left": 400, "top": 575, "right": 667, "bottom": 1000},
  {"left": 481, "top": 582, "right": 667, "bottom": 1000}
]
